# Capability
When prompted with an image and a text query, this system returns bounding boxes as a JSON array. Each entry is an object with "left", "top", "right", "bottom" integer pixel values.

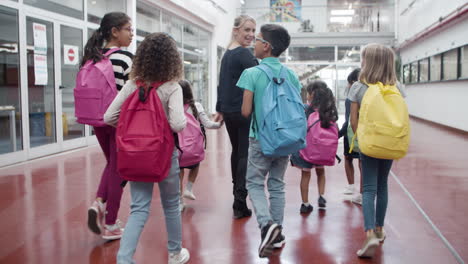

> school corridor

[{"left": 0, "top": 117, "right": 466, "bottom": 264}]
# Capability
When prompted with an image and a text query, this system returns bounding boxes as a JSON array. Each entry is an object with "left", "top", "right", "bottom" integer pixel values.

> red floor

[{"left": 0, "top": 118, "right": 465, "bottom": 264}]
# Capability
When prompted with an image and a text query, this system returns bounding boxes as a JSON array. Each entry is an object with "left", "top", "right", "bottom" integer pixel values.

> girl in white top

[
  {"left": 104, "top": 33, "right": 189, "bottom": 264},
  {"left": 178, "top": 80, "right": 222, "bottom": 209}
]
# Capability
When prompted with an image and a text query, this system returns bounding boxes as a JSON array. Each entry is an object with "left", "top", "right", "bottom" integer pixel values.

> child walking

[
  {"left": 178, "top": 80, "right": 222, "bottom": 210},
  {"left": 239, "top": 24, "right": 302, "bottom": 258},
  {"left": 349, "top": 43, "right": 408, "bottom": 258},
  {"left": 290, "top": 81, "right": 338, "bottom": 213},
  {"left": 82, "top": 12, "right": 134, "bottom": 240},
  {"left": 104, "top": 33, "right": 189, "bottom": 264},
  {"left": 339, "top": 69, "right": 363, "bottom": 204}
]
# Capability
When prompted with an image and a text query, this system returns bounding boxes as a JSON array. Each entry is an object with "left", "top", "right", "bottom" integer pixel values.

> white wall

[
  {"left": 397, "top": 0, "right": 467, "bottom": 43},
  {"left": 397, "top": 0, "right": 468, "bottom": 131}
]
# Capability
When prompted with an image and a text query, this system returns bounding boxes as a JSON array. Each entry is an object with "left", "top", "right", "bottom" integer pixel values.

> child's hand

[{"left": 213, "top": 112, "right": 224, "bottom": 123}]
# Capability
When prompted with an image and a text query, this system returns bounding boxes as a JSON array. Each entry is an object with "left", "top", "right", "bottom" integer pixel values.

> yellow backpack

[{"left": 353, "top": 82, "right": 410, "bottom": 160}]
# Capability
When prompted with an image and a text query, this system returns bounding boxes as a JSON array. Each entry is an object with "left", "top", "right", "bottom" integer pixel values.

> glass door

[
  {"left": 26, "top": 17, "right": 56, "bottom": 148},
  {"left": 60, "top": 25, "right": 84, "bottom": 141}
]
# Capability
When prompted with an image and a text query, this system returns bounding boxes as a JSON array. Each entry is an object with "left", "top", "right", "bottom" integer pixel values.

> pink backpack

[
  {"left": 178, "top": 104, "right": 205, "bottom": 167},
  {"left": 116, "top": 81, "right": 175, "bottom": 182},
  {"left": 74, "top": 48, "right": 120, "bottom": 127},
  {"left": 299, "top": 111, "right": 339, "bottom": 166}
]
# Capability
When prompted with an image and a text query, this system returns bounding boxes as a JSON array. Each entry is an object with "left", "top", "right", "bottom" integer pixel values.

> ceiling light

[
  {"left": 330, "top": 16, "right": 353, "bottom": 24},
  {"left": 331, "top": 9, "right": 355, "bottom": 16}
]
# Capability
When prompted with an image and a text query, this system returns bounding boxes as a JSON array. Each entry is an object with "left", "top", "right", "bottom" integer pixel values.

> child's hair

[
  {"left": 359, "top": 43, "right": 396, "bottom": 85},
  {"left": 80, "top": 12, "right": 130, "bottom": 67},
  {"left": 306, "top": 80, "right": 338, "bottom": 128},
  {"left": 178, "top": 79, "right": 199, "bottom": 120},
  {"left": 260, "top": 24, "right": 290, "bottom": 57},
  {"left": 228, "top": 15, "right": 256, "bottom": 48},
  {"left": 347, "top": 68, "right": 361, "bottom": 85},
  {"left": 131, "top": 33, "right": 182, "bottom": 101}
]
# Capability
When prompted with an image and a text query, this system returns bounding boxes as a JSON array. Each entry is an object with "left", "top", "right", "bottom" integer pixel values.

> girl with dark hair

[
  {"left": 85, "top": 12, "right": 134, "bottom": 240},
  {"left": 339, "top": 69, "right": 363, "bottom": 204},
  {"left": 290, "top": 80, "right": 338, "bottom": 214},
  {"left": 104, "top": 32, "right": 189, "bottom": 264},
  {"left": 178, "top": 80, "right": 222, "bottom": 210}
]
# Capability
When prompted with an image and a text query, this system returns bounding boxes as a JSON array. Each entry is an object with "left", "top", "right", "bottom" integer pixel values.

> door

[
  {"left": 25, "top": 13, "right": 88, "bottom": 158},
  {"left": 60, "top": 24, "right": 84, "bottom": 142}
]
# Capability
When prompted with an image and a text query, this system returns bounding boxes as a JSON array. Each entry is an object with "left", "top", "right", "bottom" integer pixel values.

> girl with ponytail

[
  {"left": 178, "top": 80, "right": 222, "bottom": 210},
  {"left": 290, "top": 81, "right": 338, "bottom": 214},
  {"left": 85, "top": 12, "right": 134, "bottom": 240}
]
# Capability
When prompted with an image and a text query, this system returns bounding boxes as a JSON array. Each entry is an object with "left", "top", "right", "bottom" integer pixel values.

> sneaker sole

[
  {"left": 102, "top": 234, "right": 122, "bottom": 240},
  {"left": 259, "top": 224, "right": 281, "bottom": 258},
  {"left": 357, "top": 240, "right": 379, "bottom": 258},
  {"left": 273, "top": 240, "right": 286, "bottom": 249},
  {"left": 183, "top": 193, "right": 196, "bottom": 200},
  {"left": 318, "top": 203, "right": 326, "bottom": 208},
  {"left": 87, "top": 208, "right": 101, "bottom": 235}
]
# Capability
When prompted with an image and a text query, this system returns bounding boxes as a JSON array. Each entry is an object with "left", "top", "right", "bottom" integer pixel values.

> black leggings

[{"left": 224, "top": 112, "right": 251, "bottom": 211}]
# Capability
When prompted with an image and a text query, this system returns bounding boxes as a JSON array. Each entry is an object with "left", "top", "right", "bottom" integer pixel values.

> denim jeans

[
  {"left": 360, "top": 153, "right": 393, "bottom": 231},
  {"left": 246, "top": 139, "right": 289, "bottom": 229},
  {"left": 117, "top": 149, "right": 182, "bottom": 264}
]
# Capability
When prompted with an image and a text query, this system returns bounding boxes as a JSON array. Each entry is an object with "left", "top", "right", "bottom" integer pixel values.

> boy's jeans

[
  {"left": 117, "top": 149, "right": 182, "bottom": 264},
  {"left": 246, "top": 139, "right": 289, "bottom": 229}
]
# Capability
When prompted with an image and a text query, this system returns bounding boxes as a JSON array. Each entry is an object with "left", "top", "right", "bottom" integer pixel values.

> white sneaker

[
  {"left": 179, "top": 197, "right": 185, "bottom": 212},
  {"left": 343, "top": 185, "right": 355, "bottom": 194},
  {"left": 352, "top": 193, "right": 362, "bottom": 205},
  {"left": 168, "top": 248, "right": 190, "bottom": 264},
  {"left": 183, "top": 189, "right": 196, "bottom": 200}
]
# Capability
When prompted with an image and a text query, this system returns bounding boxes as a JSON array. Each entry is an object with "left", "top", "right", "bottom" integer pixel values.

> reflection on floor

[{"left": 0, "top": 118, "right": 465, "bottom": 264}]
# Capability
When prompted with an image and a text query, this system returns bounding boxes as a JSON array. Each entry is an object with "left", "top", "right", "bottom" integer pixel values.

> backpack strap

[
  {"left": 256, "top": 64, "right": 286, "bottom": 85},
  {"left": 103, "top": 47, "right": 120, "bottom": 57}
]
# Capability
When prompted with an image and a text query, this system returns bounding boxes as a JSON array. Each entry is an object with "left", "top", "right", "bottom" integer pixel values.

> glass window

[
  {"left": 288, "top": 46, "right": 335, "bottom": 62},
  {"left": 0, "top": 6, "right": 22, "bottom": 154},
  {"left": 24, "top": 0, "right": 84, "bottom": 20},
  {"left": 403, "top": 64, "right": 410, "bottom": 84},
  {"left": 199, "top": 30, "right": 210, "bottom": 110},
  {"left": 87, "top": 0, "right": 126, "bottom": 24},
  {"left": 430, "top": 54, "right": 441, "bottom": 81},
  {"left": 462, "top": 46, "right": 468, "bottom": 79},
  {"left": 61, "top": 25, "right": 84, "bottom": 140},
  {"left": 183, "top": 24, "right": 198, "bottom": 53},
  {"left": 136, "top": 1, "right": 160, "bottom": 37},
  {"left": 338, "top": 46, "right": 360, "bottom": 62},
  {"left": 27, "top": 17, "right": 56, "bottom": 148},
  {"left": 410, "top": 61, "right": 418, "bottom": 83},
  {"left": 419, "top": 58, "right": 429, "bottom": 82},
  {"left": 162, "top": 13, "right": 182, "bottom": 47},
  {"left": 442, "top": 49, "right": 458, "bottom": 80}
]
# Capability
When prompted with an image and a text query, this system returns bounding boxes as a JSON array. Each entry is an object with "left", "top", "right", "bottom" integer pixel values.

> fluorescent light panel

[{"left": 331, "top": 9, "right": 355, "bottom": 16}]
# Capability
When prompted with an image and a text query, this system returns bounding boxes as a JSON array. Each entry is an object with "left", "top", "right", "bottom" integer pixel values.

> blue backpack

[{"left": 254, "top": 64, "right": 306, "bottom": 156}]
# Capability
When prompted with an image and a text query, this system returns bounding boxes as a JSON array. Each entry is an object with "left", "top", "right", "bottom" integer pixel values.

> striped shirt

[{"left": 102, "top": 48, "right": 133, "bottom": 91}]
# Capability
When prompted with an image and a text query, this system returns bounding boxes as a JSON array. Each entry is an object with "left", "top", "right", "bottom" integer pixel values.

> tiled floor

[{"left": 0, "top": 118, "right": 465, "bottom": 264}]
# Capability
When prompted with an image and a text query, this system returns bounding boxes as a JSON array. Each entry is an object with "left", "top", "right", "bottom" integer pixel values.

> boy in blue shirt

[{"left": 237, "top": 24, "right": 301, "bottom": 258}]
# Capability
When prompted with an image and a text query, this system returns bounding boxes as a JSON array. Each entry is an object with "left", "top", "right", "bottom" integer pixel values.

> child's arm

[
  {"left": 195, "top": 102, "right": 221, "bottom": 129},
  {"left": 241, "top": 90, "right": 253, "bottom": 118},
  {"left": 104, "top": 80, "right": 137, "bottom": 127}
]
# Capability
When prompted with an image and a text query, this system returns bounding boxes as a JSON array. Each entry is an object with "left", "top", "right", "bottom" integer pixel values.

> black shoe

[
  {"left": 318, "top": 196, "right": 327, "bottom": 208},
  {"left": 259, "top": 221, "right": 281, "bottom": 258},
  {"left": 233, "top": 208, "right": 252, "bottom": 219},
  {"left": 272, "top": 226, "right": 285, "bottom": 249},
  {"left": 300, "top": 204, "right": 313, "bottom": 214}
]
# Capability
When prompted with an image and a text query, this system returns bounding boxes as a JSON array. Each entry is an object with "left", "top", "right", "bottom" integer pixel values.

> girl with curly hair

[
  {"left": 290, "top": 81, "right": 338, "bottom": 214},
  {"left": 104, "top": 32, "right": 189, "bottom": 264},
  {"left": 83, "top": 12, "right": 133, "bottom": 240}
]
